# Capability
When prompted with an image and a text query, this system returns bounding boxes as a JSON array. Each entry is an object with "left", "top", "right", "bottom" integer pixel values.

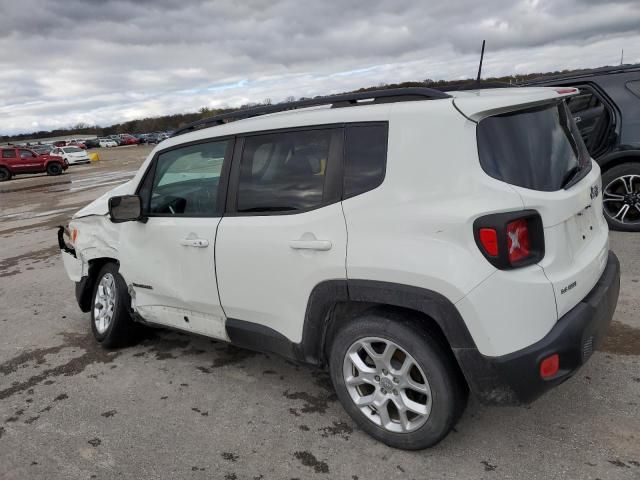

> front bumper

[{"left": 459, "top": 251, "right": 620, "bottom": 405}]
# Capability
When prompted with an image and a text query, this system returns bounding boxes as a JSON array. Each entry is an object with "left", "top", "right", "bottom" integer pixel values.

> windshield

[
  {"left": 64, "top": 147, "right": 83, "bottom": 153},
  {"left": 477, "top": 101, "right": 591, "bottom": 191}
]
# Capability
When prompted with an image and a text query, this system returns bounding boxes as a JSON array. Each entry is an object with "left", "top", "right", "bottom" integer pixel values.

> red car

[
  {"left": 119, "top": 135, "right": 139, "bottom": 146},
  {"left": 0, "top": 147, "right": 68, "bottom": 181}
]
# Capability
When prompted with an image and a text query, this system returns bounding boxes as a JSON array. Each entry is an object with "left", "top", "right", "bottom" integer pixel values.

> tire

[
  {"left": 0, "top": 167, "right": 11, "bottom": 182},
  {"left": 328, "top": 310, "right": 467, "bottom": 450},
  {"left": 90, "top": 263, "right": 139, "bottom": 348},
  {"left": 601, "top": 162, "right": 640, "bottom": 232},
  {"left": 46, "top": 162, "right": 63, "bottom": 176}
]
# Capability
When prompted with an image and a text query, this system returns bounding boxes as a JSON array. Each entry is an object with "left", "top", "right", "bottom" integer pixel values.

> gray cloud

[{"left": 0, "top": 0, "right": 639, "bottom": 134}]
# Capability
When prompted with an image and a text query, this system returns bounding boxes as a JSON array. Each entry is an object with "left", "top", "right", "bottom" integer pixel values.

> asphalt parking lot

[{"left": 0, "top": 146, "right": 639, "bottom": 480}]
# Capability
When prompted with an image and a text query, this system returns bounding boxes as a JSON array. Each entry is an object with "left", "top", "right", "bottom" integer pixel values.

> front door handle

[
  {"left": 288, "top": 239, "right": 332, "bottom": 251},
  {"left": 180, "top": 238, "right": 209, "bottom": 248}
]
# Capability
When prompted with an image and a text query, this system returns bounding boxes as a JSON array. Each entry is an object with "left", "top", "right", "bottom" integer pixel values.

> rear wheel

[
  {"left": 328, "top": 310, "right": 467, "bottom": 450},
  {"left": 602, "top": 162, "right": 640, "bottom": 232},
  {"left": 91, "top": 263, "right": 139, "bottom": 348},
  {"left": 46, "top": 162, "right": 63, "bottom": 176},
  {"left": 0, "top": 167, "right": 11, "bottom": 182}
]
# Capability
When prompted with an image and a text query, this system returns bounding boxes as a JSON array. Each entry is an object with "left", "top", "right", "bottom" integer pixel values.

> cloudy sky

[{"left": 1, "top": 0, "right": 639, "bottom": 135}]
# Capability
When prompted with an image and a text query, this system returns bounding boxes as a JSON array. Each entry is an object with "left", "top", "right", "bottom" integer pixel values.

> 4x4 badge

[{"left": 590, "top": 185, "right": 599, "bottom": 200}]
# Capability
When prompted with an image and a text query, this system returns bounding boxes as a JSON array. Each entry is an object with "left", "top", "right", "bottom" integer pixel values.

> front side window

[
  {"left": 19, "top": 149, "right": 35, "bottom": 159},
  {"left": 141, "top": 140, "right": 229, "bottom": 216},
  {"left": 1, "top": 149, "right": 16, "bottom": 158},
  {"left": 237, "top": 129, "right": 333, "bottom": 213}
]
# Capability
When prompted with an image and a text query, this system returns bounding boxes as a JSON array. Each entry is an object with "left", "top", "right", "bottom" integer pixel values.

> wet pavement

[{"left": 0, "top": 147, "right": 639, "bottom": 479}]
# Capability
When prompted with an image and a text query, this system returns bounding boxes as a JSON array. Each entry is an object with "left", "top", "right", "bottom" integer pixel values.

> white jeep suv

[{"left": 59, "top": 87, "right": 620, "bottom": 450}]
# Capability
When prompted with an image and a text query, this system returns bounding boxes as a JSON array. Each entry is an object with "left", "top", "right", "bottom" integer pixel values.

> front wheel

[
  {"left": 601, "top": 162, "right": 640, "bottom": 232},
  {"left": 329, "top": 310, "right": 467, "bottom": 450},
  {"left": 46, "top": 163, "right": 63, "bottom": 176},
  {"left": 91, "top": 263, "right": 139, "bottom": 348}
]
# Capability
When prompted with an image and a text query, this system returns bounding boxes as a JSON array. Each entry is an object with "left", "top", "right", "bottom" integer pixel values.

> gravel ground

[{"left": 0, "top": 146, "right": 638, "bottom": 480}]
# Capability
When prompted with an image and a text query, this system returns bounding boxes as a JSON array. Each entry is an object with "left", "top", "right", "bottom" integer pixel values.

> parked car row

[{"left": 4, "top": 131, "right": 172, "bottom": 155}]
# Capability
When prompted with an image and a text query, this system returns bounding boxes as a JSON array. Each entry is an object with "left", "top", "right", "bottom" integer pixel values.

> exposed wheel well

[{"left": 77, "top": 257, "right": 120, "bottom": 311}]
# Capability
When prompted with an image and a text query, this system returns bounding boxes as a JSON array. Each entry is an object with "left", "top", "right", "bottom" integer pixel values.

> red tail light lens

[
  {"left": 506, "top": 219, "right": 531, "bottom": 263},
  {"left": 478, "top": 228, "right": 499, "bottom": 256}
]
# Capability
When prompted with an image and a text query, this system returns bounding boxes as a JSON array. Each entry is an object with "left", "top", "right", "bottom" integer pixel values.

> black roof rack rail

[
  {"left": 523, "top": 63, "right": 640, "bottom": 85},
  {"left": 171, "top": 87, "right": 451, "bottom": 137}
]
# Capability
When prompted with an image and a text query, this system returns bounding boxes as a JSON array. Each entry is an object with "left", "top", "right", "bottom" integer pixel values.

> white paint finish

[
  {"left": 118, "top": 216, "right": 227, "bottom": 340},
  {"left": 520, "top": 163, "right": 610, "bottom": 318},
  {"left": 61, "top": 250, "right": 82, "bottom": 282},
  {"left": 342, "top": 101, "right": 513, "bottom": 304},
  {"left": 451, "top": 87, "right": 578, "bottom": 121},
  {"left": 455, "top": 264, "right": 558, "bottom": 356},
  {"left": 215, "top": 203, "right": 347, "bottom": 343}
]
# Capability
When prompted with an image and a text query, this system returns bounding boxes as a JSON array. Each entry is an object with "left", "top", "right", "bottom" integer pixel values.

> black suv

[{"left": 526, "top": 65, "right": 640, "bottom": 231}]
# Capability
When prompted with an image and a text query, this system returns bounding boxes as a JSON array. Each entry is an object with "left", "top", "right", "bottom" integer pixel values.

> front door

[
  {"left": 119, "top": 138, "right": 232, "bottom": 339},
  {"left": 18, "top": 149, "right": 43, "bottom": 173},
  {"left": 216, "top": 128, "right": 347, "bottom": 344}
]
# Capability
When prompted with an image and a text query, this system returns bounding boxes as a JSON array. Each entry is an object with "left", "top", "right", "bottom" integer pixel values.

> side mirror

[{"left": 108, "top": 195, "right": 142, "bottom": 223}]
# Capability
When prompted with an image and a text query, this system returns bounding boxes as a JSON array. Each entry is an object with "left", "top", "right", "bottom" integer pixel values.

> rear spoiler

[{"left": 452, "top": 87, "right": 579, "bottom": 123}]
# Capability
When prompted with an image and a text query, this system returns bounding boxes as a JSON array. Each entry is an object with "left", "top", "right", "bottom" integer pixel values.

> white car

[
  {"left": 59, "top": 87, "right": 620, "bottom": 450},
  {"left": 99, "top": 138, "right": 118, "bottom": 148},
  {"left": 50, "top": 146, "right": 91, "bottom": 165}
]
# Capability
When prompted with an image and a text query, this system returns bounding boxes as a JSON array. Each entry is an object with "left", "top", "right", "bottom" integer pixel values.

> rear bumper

[{"left": 459, "top": 251, "right": 620, "bottom": 405}]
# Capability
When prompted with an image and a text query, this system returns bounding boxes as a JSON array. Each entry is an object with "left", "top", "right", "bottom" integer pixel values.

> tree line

[{"left": 1, "top": 67, "right": 596, "bottom": 142}]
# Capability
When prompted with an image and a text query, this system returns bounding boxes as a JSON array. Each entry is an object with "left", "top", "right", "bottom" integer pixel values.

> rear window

[
  {"left": 343, "top": 124, "right": 388, "bottom": 198},
  {"left": 477, "top": 102, "right": 591, "bottom": 191}
]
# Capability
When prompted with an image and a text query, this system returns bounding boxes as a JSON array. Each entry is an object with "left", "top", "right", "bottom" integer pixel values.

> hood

[
  {"left": 449, "top": 86, "right": 579, "bottom": 122},
  {"left": 73, "top": 180, "right": 135, "bottom": 218}
]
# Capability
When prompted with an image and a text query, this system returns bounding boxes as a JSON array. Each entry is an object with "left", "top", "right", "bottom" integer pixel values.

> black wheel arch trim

[{"left": 597, "top": 149, "right": 640, "bottom": 170}]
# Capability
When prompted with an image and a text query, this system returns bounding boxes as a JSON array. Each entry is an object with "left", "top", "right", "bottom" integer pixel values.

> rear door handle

[
  {"left": 288, "top": 239, "right": 332, "bottom": 251},
  {"left": 180, "top": 238, "right": 209, "bottom": 248}
]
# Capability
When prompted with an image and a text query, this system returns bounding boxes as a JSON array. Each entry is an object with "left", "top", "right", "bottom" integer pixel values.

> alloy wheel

[
  {"left": 342, "top": 337, "right": 432, "bottom": 433},
  {"left": 94, "top": 273, "right": 116, "bottom": 334},
  {"left": 603, "top": 174, "right": 640, "bottom": 225}
]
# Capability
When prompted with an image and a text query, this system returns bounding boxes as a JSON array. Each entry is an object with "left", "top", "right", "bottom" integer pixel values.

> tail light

[{"left": 473, "top": 210, "right": 544, "bottom": 269}]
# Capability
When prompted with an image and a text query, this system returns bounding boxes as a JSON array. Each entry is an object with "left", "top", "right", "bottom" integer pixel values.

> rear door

[
  {"left": 1, "top": 148, "right": 21, "bottom": 172},
  {"left": 476, "top": 100, "right": 609, "bottom": 317},
  {"left": 119, "top": 138, "right": 232, "bottom": 339},
  {"left": 215, "top": 127, "right": 347, "bottom": 344}
]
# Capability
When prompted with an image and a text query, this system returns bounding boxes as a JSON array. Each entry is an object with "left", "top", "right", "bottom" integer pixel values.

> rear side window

[
  {"left": 477, "top": 102, "right": 591, "bottom": 191},
  {"left": 343, "top": 124, "right": 388, "bottom": 198},
  {"left": 2, "top": 149, "right": 16, "bottom": 158},
  {"left": 236, "top": 129, "right": 334, "bottom": 213}
]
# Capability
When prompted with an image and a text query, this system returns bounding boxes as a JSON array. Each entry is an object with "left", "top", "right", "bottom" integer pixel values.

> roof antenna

[
  {"left": 620, "top": 48, "right": 624, "bottom": 65},
  {"left": 476, "top": 40, "right": 486, "bottom": 85}
]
